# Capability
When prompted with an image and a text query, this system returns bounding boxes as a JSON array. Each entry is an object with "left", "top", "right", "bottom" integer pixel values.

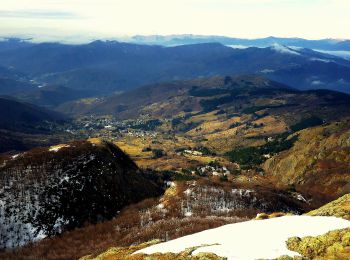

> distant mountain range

[
  {"left": 129, "top": 35, "right": 350, "bottom": 51},
  {"left": 0, "top": 38, "right": 350, "bottom": 107}
]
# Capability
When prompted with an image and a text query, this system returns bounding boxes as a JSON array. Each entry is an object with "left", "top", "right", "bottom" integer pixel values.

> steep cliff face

[
  {"left": 0, "top": 139, "right": 163, "bottom": 249},
  {"left": 263, "top": 120, "right": 350, "bottom": 205}
]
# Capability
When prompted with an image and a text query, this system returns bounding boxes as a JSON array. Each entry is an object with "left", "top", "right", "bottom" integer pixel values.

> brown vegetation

[
  {"left": 264, "top": 120, "right": 350, "bottom": 206},
  {"left": 0, "top": 196, "right": 242, "bottom": 260}
]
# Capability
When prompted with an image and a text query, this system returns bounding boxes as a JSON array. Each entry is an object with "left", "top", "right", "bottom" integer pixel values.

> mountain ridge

[
  {"left": 58, "top": 75, "right": 350, "bottom": 122},
  {"left": 1, "top": 40, "right": 350, "bottom": 99}
]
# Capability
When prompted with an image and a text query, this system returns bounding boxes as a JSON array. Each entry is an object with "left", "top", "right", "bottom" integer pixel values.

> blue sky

[{"left": 0, "top": 0, "right": 349, "bottom": 42}]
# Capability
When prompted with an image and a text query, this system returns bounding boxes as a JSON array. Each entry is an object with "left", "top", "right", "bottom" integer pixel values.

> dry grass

[
  {"left": 255, "top": 212, "right": 288, "bottom": 220},
  {"left": 245, "top": 116, "right": 287, "bottom": 137},
  {"left": 187, "top": 116, "right": 241, "bottom": 136},
  {"left": 189, "top": 111, "right": 219, "bottom": 123},
  {"left": 112, "top": 134, "right": 236, "bottom": 172},
  {"left": 115, "top": 141, "right": 152, "bottom": 158},
  {"left": 88, "top": 138, "right": 103, "bottom": 145}
]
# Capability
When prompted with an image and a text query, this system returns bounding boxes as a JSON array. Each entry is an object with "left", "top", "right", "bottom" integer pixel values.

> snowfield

[{"left": 136, "top": 216, "right": 350, "bottom": 259}]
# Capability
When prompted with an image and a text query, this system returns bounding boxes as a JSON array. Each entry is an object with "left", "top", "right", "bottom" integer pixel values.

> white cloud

[
  {"left": 0, "top": 0, "right": 349, "bottom": 41},
  {"left": 311, "top": 80, "right": 324, "bottom": 86},
  {"left": 0, "top": 10, "right": 78, "bottom": 19}
]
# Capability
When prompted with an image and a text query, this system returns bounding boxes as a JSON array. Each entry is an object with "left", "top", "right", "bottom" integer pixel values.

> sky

[{"left": 0, "top": 0, "right": 349, "bottom": 43}]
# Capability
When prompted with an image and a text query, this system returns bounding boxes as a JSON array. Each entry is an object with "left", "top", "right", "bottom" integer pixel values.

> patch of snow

[
  {"left": 184, "top": 188, "right": 192, "bottom": 196},
  {"left": 314, "top": 49, "right": 350, "bottom": 60},
  {"left": 311, "top": 80, "right": 324, "bottom": 86},
  {"left": 293, "top": 193, "right": 307, "bottom": 202},
  {"left": 184, "top": 211, "right": 193, "bottom": 217},
  {"left": 231, "top": 189, "right": 254, "bottom": 196},
  {"left": 53, "top": 217, "right": 69, "bottom": 234},
  {"left": 289, "top": 46, "right": 304, "bottom": 51},
  {"left": 11, "top": 154, "right": 19, "bottom": 159},
  {"left": 60, "top": 176, "right": 70, "bottom": 184},
  {"left": 261, "top": 69, "right": 275, "bottom": 73},
  {"left": 337, "top": 78, "right": 348, "bottom": 84},
  {"left": 227, "top": 45, "right": 251, "bottom": 49},
  {"left": 310, "top": 58, "right": 332, "bottom": 63},
  {"left": 156, "top": 203, "right": 165, "bottom": 210},
  {"left": 270, "top": 43, "right": 301, "bottom": 56},
  {"left": 49, "top": 144, "right": 70, "bottom": 152},
  {"left": 135, "top": 216, "right": 350, "bottom": 259}
]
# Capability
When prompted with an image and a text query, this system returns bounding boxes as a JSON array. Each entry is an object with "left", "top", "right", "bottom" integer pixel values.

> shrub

[
  {"left": 208, "top": 160, "right": 220, "bottom": 167},
  {"left": 152, "top": 149, "right": 166, "bottom": 159},
  {"left": 229, "top": 122, "right": 241, "bottom": 128},
  {"left": 196, "top": 146, "right": 216, "bottom": 156},
  {"left": 290, "top": 116, "right": 323, "bottom": 132},
  {"left": 189, "top": 86, "right": 228, "bottom": 97},
  {"left": 199, "top": 95, "right": 234, "bottom": 112},
  {"left": 226, "top": 133, "right": 298, "bottom": 168},
  {"left": 220, "top": 175, "right": 228, "bottom": 182},
  {"left": 131, "top": 119, "right": 162, "bottom": 131}
]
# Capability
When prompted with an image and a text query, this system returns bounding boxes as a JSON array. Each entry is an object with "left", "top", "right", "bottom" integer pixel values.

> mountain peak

[{"left": 269, "top": 43, "right": 301, "bottom": 55}]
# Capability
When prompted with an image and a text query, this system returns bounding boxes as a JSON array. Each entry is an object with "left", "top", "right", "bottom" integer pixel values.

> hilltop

[
  {"left": 0, "top": 139, "right": 163, "bottom": 249},
  {"left": 59, "top": 75, "right": 350, "bottom": 120}
]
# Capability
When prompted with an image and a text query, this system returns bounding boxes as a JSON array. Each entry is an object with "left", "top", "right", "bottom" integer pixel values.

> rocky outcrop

[
  {"left": 282, "top": 194, "right": 350, "bottom": 259},
  {"left": 307, "top": 193, "right": 350, "bottom": 220},
  {"left": 286, "top": 227, "right": 350, "bottom": 259}
]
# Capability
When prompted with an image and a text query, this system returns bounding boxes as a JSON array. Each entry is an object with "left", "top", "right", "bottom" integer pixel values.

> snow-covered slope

[{"left": 136, "top": 216, "right": 350, "bottom": 259}]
